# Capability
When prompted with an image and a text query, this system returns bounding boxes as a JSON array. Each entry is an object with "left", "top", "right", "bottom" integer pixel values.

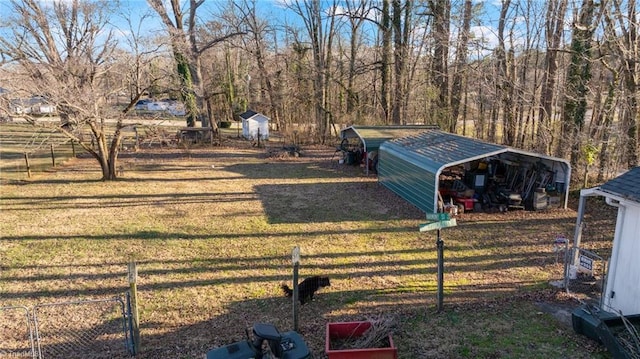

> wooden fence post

[
  {"left": 23, "top": 153, "right": 31, "bottom": 178},
  {"left": 50, "top": 143, "right": 55, "bottom": 167},
  {"left": 292, "top": 246, "right": 300, "bottom": 332},
  {"left": 128, "top": 261, "right": 140, "bottom": 354}
]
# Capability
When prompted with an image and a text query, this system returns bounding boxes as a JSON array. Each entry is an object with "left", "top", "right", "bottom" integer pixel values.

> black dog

[{"left": 281, "top": 276, "right": 330, "bottom": 304}]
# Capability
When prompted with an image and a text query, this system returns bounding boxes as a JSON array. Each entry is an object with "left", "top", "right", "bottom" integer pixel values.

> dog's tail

[{"left": 281, "top": 283, "right": 293, "bottom": 297}]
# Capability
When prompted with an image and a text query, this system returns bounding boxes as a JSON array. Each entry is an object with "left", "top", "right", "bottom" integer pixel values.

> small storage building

[
  {"left": 573, "top": 167, "right": 640, "bottom": 316},
  {"left": 378, "top": 129, "right": 571, "bottom": 213},
  {"left": 239, "top": 110, "right": 269, "bottom": 140}
]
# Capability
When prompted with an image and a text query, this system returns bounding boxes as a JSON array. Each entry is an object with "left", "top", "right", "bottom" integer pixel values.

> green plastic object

[
  {"left": 572, "top": 305, "right": 640, "bottom": 359},
  {"left": 572, "top": 305, "right": 602, "bottom": 342}
]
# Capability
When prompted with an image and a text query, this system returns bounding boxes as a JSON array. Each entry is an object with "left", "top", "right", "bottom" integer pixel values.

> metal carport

[
  {"left": 340, "top": 125, "right": 438, "bottom": 174},
  {"left": 378, "top": 129, "right": 571, "bottom": 213}
]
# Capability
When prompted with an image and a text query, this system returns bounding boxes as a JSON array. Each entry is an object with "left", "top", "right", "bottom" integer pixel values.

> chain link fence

[
  {"left": 565, "top": 247, "right": 607, "bottom": 307},
  {"left": 0, "top": 297, "right": 133, "bottom": 359},
  {"left": 0, "top": 306, "right": 35, "bottom": 359}
]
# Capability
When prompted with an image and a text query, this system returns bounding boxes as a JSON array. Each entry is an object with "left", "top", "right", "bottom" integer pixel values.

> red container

[{"left": 325, "top": 321, "right": 398, "bottom": 359}]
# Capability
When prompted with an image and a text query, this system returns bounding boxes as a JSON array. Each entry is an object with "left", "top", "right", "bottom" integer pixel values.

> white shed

[
  {"left": 573, "top": 167, "right": 640, "bottom": 316},
  {"left": 239, "top": 110, "right": 269, "bottom": 140}
]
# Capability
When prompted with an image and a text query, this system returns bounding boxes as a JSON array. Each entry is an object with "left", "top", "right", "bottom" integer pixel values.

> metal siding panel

[
  {"left": 379, "top": 143, "right": 437, "bottom": 213},
  {"left": 606, "top": 205, "right": 640, "bottom": 315}
]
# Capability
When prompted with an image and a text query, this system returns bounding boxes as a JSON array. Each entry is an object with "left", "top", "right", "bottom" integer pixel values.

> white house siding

[
  {"left": 603, "top": 200, "right": 640, "bottom": 315},
  {"left": 242, "top": 116, "right": 269, "bottom": 140}
]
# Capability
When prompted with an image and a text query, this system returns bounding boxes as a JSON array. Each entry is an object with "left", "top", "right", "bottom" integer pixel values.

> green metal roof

[
  {"left": 378, "top": 129, "right": 571, "bottom": 213},
  {"left": 340, "top": 125, "right": 438, "bottom": 153}
]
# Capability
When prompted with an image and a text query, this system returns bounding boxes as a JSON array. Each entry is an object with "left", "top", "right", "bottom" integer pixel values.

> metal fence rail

[
  {"left": 0, "top": 305, "right": 36, "bottom": 359},
  {"left": 33, "top": 298, "right": 130, "bottom": 359},
  {"left": 1, "top": 297, "right": 132, "bottom": 359},
  {"left": 566, "top": 247, "right": 607, "bottom": 308}
]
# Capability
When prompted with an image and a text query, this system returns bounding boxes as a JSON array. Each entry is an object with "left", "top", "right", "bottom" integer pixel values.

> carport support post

[
  {"left": 128, "top": 261, "right": 140, "bottom": 354},
  {"left": 436, "top": 229, "right": 444, "bottom": 312},
  {"left": 292, "top": 246, "right": 300, "bottom": 332}
]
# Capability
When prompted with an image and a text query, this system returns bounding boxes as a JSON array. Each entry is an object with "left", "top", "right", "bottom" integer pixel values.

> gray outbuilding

[{"left": 378, "top": 129, "right": 571, "bottom": 213}]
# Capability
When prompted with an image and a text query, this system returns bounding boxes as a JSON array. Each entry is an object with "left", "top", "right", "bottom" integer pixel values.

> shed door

[{"left": 605, "top": 203, "right": 640, "bottom": 315}]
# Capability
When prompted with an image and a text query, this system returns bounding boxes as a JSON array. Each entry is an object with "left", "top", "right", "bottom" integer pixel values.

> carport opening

[{"left": 438, "top": 156, "right": 567, "bottom": 214}]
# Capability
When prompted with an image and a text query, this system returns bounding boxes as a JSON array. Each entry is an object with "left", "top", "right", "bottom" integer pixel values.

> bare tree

[
  {"left": 450, "top": 0, "right": 473, "bottom": 133},
  {"left": 0, "top": 0, "right": 137, "bottom": 180},
  {"left": 342, "top": 0, "right": 371, "bottom": 116},
  {"left": 288, "top": 0, "right": 337, "bottom": 143},
  {"left": 428, "top": 0, "right": 451, "bottom": 129},
  {"left": 233, "top": 0, "right": 283, "bottom": 130},
  {"left": 560, "top": 0, "right": 601, "bottom": 170},
  {"left": 536, "top": 0, "right": 568, "bottom": 154},
  {"left": 380, "top": 0, "right": 392, "bottom": 124},
  {"left": 603, "top": 0, "right": 639, "bottom": 168},
  {"left": 147, "top": 0, "right": 245, "bottom": 129}
]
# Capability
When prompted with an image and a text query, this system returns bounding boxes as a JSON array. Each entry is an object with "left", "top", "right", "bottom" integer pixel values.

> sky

[{"left": 0, "top": 0, "right": 517, "bottom": 57}]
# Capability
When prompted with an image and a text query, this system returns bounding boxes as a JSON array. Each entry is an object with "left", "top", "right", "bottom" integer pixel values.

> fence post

[
  {"left": 436, "top": 229, "right": 444, "bottom": 312},
  {"left": 23, "top": 153, "right": 32, "bottom": 178},
  {"left": 50, "top": 144, "right": 55, "bottom": 167},
  {"left": 71, "top": 140, "right": 76, "bottom": 157},
  {"left": 128, "top": 261, "right": 140, "bottom": 355},
  {"left": 291, "top": 246, "right": 300, "bottom": 332}
]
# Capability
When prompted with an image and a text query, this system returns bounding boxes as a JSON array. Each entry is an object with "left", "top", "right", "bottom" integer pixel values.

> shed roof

[
  {"left": 239, "top": 110, "right": 258, "bottom": 119},
  {"left": 239, "top": 110, "right": 270, "bottom": 120},
  {"left": 340, "top": 125, "right": 438, "bottom": 153},
  {"left": 379, "top": 129, "right": 571, "bottom": 213},
  {"left": 600, "top": 167, "right": 640, "bottom": 203},
  {"left": 383, "top": 129, "right": 570, "bottom": 173}
]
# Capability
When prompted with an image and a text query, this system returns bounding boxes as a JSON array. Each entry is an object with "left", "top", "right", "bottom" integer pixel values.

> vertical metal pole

[
  {"left": 50, "top": 143, "right": 55, "bottom": 167},
  {"left": 436, "top": 229, "right": 444, "bottom": 312},
  {"left": 128, "top": 261, "right": 140, "bottom": 355},
  {"left": 292, "top": 246, "right": 300, "bottom": 332}
]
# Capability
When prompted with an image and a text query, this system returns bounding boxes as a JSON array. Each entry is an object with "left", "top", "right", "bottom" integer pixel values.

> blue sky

[{"left": 0, "top": 0, "right": 511, "bottom": 56}]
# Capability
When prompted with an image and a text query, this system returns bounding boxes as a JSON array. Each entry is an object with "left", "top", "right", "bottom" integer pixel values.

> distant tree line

[{"left": 0, "top": 0, "right": 638, "bottom": 182}]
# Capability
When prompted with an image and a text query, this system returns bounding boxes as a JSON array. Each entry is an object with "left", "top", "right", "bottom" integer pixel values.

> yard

[{"left": 0, "top": 127, "right": 616, "bottom": 358}]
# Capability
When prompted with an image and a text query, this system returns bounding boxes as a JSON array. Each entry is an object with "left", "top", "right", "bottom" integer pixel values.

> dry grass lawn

[{"left": 0, "top": 136, "right": 616, "bottom": 358}]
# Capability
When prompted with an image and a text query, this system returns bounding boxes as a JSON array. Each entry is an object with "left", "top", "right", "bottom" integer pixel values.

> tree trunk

[
  {"left": 597, "top": 73, "right": 617, "bottom": 182},
  {"left": 429, "top": 0, "right": 451, "bottom": 130},
  {"left": 560, "top": 0, "right": 598, "bottom": 169},
  {"left": 450, "top": 0, "right": 472, "bottom": 133},
  {"left": 536, "top": 0, "right": 568, "bottom": 154},
  {"left": 381, "top": 0, "right": 392, "bottom": 124}
]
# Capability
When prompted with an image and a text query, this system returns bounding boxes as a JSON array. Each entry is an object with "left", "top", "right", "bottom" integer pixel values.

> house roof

[
  {"left": 600, "top": 167, "right": 640, "bottom": 203},
  {"left": 340, "top": 125, "right": 439, "bottom": 153}
]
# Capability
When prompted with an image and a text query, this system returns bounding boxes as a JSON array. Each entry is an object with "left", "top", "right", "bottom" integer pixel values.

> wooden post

[
  {"left": 292, "top": 246, "right": 300, "bottom": 332},
  {"left": 71, "top": 140, "right": 76, "bottom": 157},
  {"left": 128, "top": 261, "right": 140, "bottom": 354},
  {"left": 50, "top": 143, "right": 55, "bottom": 167},
  {"left": 24, "top": 153, "right": 31, "bottom": 178}
]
